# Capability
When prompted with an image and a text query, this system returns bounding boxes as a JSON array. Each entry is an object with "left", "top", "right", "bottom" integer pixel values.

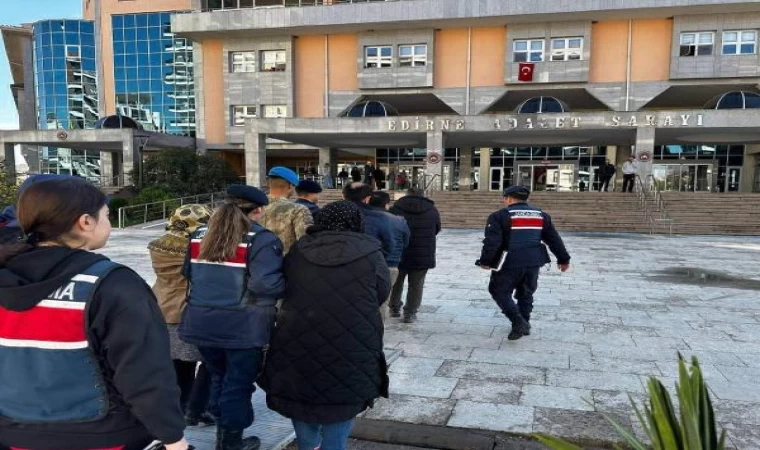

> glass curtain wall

[
  {"left": 33, "top": 19, "right": 100, "bottom": 178},
  {"left": 112, "top": 12, "right": 196, "bottom": 137},
  {"left": 654, "top": 145, "right": 744, "bottom": 192}
]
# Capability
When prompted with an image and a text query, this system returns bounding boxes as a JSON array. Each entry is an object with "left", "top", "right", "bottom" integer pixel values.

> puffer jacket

[
  {"left": 261, "top": 230, "right": 391, "bottom": 424},
  {"left": 390, "top": 195, "right": 441, "bottom": 270}
]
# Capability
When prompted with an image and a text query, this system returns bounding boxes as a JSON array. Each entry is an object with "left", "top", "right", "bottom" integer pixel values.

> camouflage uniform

[{"left": 260, "top": 197, "right": 313, "bottom": 254}]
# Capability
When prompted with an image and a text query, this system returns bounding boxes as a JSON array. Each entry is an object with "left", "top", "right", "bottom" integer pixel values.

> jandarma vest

[
  {"left": 0, "top": 260, "right": 119, "bottom": 423},
  {"left": 503, "top": 204, "right": 550, "bottom": 269},
  {"left": 187, "top": 226, "right": 257, "bottom": 309}
]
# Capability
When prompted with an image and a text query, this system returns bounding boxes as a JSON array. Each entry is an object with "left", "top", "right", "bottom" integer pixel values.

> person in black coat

[
  {"left": 388, "top": 188, "right": 441, "bottom": 323},
  {"left": 597, "top": 159, "right": 617, "bottom": 192},
  {"left": 261, "top": 201, "right": 390, "bottom": 450}
]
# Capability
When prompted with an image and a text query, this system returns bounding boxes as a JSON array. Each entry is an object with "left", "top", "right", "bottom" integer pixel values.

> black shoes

[
  {"left": 403, "top": 313, "right": 417, "bottom": 323},
  {"left": 390, "top": 309, "right": 401, "bottom": 318},
  {"left": 217, "top": 429, "right": 261, "bottom": 450},
  {"left": 186, "top": 411, "right": 216, "bottom": 427},
  {"left": 507, "top": 319, "right": 531, "bottom": 341}
]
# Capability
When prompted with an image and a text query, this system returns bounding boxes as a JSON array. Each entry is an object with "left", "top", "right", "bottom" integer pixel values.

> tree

[
  {"left": 132, "top": 149, "right": 239, "bottom": 196},
  {"left": 0, "top": 170, "right": 19, "bottom": 209}
]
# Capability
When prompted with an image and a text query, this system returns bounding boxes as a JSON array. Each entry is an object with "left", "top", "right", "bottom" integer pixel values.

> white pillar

[
  {"left": 245, "top": 132, "right": 267, "bottom": 187},
  {"left": 635, "top": 128, "right": 655, "bottom": 188},
  {"left": 458, "top": 148, "right": 473, "bottom": 191},
  {"left": 478, "top": 148, "right": 491, "bottom": 192},
  {"left": 425, "top": 131, "right": 444, "bottom": 191}
]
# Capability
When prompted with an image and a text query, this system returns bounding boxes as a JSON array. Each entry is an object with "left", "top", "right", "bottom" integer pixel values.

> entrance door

[
  {"left": 725, "top": 167, "right": 741, "bottom": 192},
  {"left": 490, "top": 167, "right": 504, "bottom": 192},
  {"left": 516, "top": 163, "right": 575, "bottom": 192},
  {"left": 652, "top": 164, "right": 714, "bottom": 192}
]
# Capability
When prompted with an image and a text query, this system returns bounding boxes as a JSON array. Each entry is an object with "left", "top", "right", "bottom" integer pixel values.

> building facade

[{"left": 171, "top": 0, "right": 760, "bottom": 193}]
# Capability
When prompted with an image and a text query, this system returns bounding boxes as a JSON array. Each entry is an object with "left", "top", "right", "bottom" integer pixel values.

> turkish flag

[{"left": 518, "top": 62, "right": 535, "bottom": 82}]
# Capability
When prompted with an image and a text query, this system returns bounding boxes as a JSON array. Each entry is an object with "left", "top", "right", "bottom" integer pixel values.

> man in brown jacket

[{"left": 259, "top": 166, "right": 313, "bottom": 254}]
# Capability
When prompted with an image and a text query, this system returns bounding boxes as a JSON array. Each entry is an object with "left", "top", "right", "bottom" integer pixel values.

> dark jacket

[
  {"left": 599, "top": 163, "right": 617, "bottom": 178},
  {"left": 180, "top": 222, "right": 286, "bottom": 349},
  {"left": 350, "top": 168, "right": 362, "bottom": 182},
  {"left": 262, "top": 231, "right": 391, "bottom": 424},
  {"left": 357, "top": 203, "right": 395, "bottom": 262},
  {"left": 385, "top": 212, "right": 410, "bottom": 268},
  {"left": 294, "top": 198, "right": 320, "bottom": 219},
  {"left": 0, "top": 247, "right": 184, "bottom": 449},
  {"left": 479, "top": 202, "right": 571, "bottom": 270},
  {"left": 390, "top": 195, "right": 442, "bottom": 270}
]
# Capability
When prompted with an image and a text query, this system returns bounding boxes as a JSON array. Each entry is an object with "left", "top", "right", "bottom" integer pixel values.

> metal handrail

[
  {"left": 117, "top": 191, "right": 224, "bottom": 229},
  {"left": 421, "top": 174, "right": 440, "bottom": 193},
  {"left": 636, "top": 175, "right": 673, "bottom": 236}
]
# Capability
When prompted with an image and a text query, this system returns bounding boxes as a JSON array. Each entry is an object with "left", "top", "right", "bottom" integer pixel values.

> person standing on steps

[
  {"left": 260, "top": 166, "right": 313, "bottom": 255},
  {"left": 622, "top": 156, "right": 638, "bottom": 193},
  {"left": 294, "top": 180, "right": 322, "bottom": 220},
  {"left": 388, "top": 188, "right": 441, "bottom": 323},
  {"left": 597, "top": 159, "right": 616, "bottom": 192},
  {"left": 477, "top": 186, "right": 571, "bottom": 341},
  {"left": 180, "top": 185, "right": 285, "bottom": 450}
]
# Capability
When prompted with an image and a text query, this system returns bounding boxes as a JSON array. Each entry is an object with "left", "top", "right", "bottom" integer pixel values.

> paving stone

[
  {"left": 721, "top": 422, "right": 760, "bottom": 450},
  {"left": 436, "top": 305, "right": 498, "bottom": 317},
  {"left": 499, "top": 338, "right": 592, "bottom": 356},
  {"left": 570, "top": 356, "right": 661, "bottom": 376},
  {"left": 396, "top": 343, "right": 473, "bottom": 361},
  {"left": 520, "top": 385, "right": 594, "bottom": 411},
  {"left": 714, "top": 399, "right": 760, "bottom": 426},
  {"left": 592, "top": 390, "right": 649, "bottom": 415},
  {"left": 395, "top": 321, "right": 495, "bottom": 337},
  {"left": 546, "top": 369, "right": 645, "bottom": 392},
  {"left": 426, "top": 333, "right": 502, "bottom": 349},
  {"left": 709, "top": 381, "right": 760, "bottom": 402},
  {"left": 388, "top": 373, "right": 459, "bottom": 399},
  {"left": 450, "top": 379, "right": 522, "bottom": 404},
  {"left": 361, "top": 394, "right": 456, "bottom": 426},
  {"left": 437, "top": 361, "right": 545, "bottom": 384},
  {"left": 470, "top": 348, "right": 570, "bottom": 369},
  {"left": 389, "top": 357, "right": 446, "bottom": 377},
  {"left": 447, "top": 401, "right": 534, "bottom": 434},
  {"left": 533, "top": 407, "right": 631, "bottom": 444}
]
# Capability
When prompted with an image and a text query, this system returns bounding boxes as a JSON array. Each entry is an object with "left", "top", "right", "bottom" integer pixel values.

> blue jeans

[
  {"left": 291, "top": 419, "right": 355, "bottom": 450},
  {"left": 198, "top": 346, "right": 264, "bottom": 430}
]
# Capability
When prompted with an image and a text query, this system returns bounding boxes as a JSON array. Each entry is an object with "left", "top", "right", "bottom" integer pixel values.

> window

[
  {"left": 261, "top": 50, "right": 286, "bottom": 72},
  {"left": 680, "top": 32, "right": 714, "bottom": 56},
  {"left": 365, "top": 46, "right": 392, "bottom": 68},
  {"left": 513, "top": 39, "right": 544, "bottom": 63},
  {"left": 722, "top": 30, "right": 756, "bottom": 55},
  {"left": 399, "top": 44, "right": 427, "bottom": 67},
  {"left": 550, "top": 37, "right": 583, "bottom": 61},
  {"left": 263, "top": 105, "right": 288, "bottom": 118},
  {"left": 231, "top": 51, "right": 256, "bottom": 73},
  {"left": 65, "top": 45, "right": 81, "bottom": 61},
  {"left": 232, "top": 105, "right": 256, "bottom": 126}
]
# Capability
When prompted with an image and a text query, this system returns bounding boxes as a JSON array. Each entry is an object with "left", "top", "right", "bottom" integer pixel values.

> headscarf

[
  {"left": 148, "top": 204, "right": 212, "bottom": 255},
  {"left": 312, "top": 200, "right": 364, "bottom": 233}
]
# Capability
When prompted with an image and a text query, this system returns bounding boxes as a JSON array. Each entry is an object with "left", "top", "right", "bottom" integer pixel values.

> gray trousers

[
  {"left": 379, "top": 267, "right": 399, "bottom": 323},
  {"left": 389, "top": 269, "right": 429, "bottom": 315}
]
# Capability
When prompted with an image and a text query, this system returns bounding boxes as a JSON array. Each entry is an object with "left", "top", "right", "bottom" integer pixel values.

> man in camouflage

[{"left": 259, "top": 167, "right": 313, "bottom": 254}]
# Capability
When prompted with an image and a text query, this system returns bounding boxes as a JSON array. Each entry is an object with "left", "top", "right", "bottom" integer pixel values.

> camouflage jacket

[{"left": 260, "top": 197, "right": 314, "bottom": 254}]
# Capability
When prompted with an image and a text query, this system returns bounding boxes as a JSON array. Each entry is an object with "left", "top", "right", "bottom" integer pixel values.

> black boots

[
  {"left": 507, "top": 314, "right": 531, "bottom": 341},
  {"left": 186, "top": 411, "right": 216, "bottom": 427},
  {"left": 216, "top": 429, "right": 261, "bottom": 450}
]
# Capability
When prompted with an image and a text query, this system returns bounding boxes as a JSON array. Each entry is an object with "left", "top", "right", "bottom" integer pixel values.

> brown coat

[{"left": 149, "top": 249, "right": 188, "bottom": 324}]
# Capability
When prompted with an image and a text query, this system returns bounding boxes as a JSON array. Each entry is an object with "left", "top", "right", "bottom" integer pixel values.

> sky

[{"left": 0, "top": 0, "right": 82, "bottom": 130}]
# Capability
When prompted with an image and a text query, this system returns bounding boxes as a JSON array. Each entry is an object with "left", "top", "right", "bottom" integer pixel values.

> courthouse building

[{"left": 3, "top": 0, "right": 760, "bottom": 193}]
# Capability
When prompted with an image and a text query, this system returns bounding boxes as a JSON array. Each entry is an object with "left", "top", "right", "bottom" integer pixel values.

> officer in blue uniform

[
  {"left": 294, "top": 179, "right": 322, "bottom": 219},
  {"left": 477, "top": 186, "right": 571, "bottom": 341}
]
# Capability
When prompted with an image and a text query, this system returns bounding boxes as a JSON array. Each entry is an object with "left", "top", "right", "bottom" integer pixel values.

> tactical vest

[
  {"left": 507, "top": 205, "right": 545, "bottom": 250},
  {"left": 0, "top": 260, "right": 119, "bottom": 423},
  {"left": 187, "top": 226, "right": 257, "bottom": 309}
]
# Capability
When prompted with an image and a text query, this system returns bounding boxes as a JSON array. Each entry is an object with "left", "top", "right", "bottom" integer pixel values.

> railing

[
  {"left": 87, "top": 175, "right": 126, "bottom": 188},
  {"left": 636, "top": 176, "right": 673, "bottom": 236},
  {"left": 421, "top": 174, "right": 440, "bottom": 193},
  {"left": 200, "top": 0, "right": 411, "bottom": 12},
  {"left": 117, "top": 192, "right": 224, "bottom": 229}
]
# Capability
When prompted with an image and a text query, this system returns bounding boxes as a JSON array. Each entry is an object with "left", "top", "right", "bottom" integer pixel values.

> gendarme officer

[{"left": 477, "top": 186, "right": 571, "bottom": 341}]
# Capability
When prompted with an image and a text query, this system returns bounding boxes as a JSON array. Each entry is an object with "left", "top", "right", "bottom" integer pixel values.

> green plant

[
  {"left": 131, "top": 149, "right": 239, "bottom": 196},
  {"left": 108, "top": 198, "right": 129, "bottom": 221},
  {"left": 535, "top": 356, "right": 726, "bottom": 450},
  {"left": 0, "top": 170, "right": 19, "bottom": 209},
  {"left": 128, "top": 186, "right": 174, "bottom": 206}
]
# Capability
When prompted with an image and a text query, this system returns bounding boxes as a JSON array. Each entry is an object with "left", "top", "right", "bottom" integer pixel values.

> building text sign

[{"left": 387, "top": 114, "right": 706, "bottom": 132}]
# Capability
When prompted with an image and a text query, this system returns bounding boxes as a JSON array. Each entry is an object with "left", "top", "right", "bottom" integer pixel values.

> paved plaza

[{"left": 103, "top": 228, "right": 760, "bottom": 449}]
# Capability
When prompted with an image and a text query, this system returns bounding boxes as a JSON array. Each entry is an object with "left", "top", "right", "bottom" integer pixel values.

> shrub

[
  {"left": 0, "top": 171, "right": 19, "bottom": 209},
  {"left": 131, "top": 149, "right": 239, "bottom": 196}
]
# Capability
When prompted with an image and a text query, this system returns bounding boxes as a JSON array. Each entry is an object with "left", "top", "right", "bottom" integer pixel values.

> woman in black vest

[
  {"left": 262, "top": 201, "right": 390, "bottom": 450},
  {"left": 0, "top": 177, "right": 187, "bottom": 450}
]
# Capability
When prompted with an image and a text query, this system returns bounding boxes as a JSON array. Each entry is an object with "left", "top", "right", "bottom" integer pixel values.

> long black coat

[
  {"left": 261, "top": 231, "right": 391, "bottom": 424},
  {"left": 390, "top": 195, "right": 441, "bottom": 270}
]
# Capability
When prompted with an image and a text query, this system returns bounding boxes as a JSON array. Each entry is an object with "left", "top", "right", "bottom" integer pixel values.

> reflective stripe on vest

[{"left": 0, "top": 260, "right": 118, "bottom": 423}]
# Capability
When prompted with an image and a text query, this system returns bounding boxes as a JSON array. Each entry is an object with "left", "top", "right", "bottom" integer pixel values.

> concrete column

[
  {"left": 100, "top": 152, "right": 114, "bottom": 186},
  {"left": 741, "top": 145, "right": 760, "bottom": 192},
  {"left": 245, "top": 132, "right": 267, "bottom": 187},
  {"left": 121, "top": 138, "right": 136, "bottom": 186},
  {"left": 425, "top": 131, "right": 444, "bottom": 191},
  {"left": 458, "top": 148, "right": 473, "bottom": 191},
  {"left": 318, "top": 148, "right": 337, "bottom": 177},
  {"left": 634, "top": 128, "right": 655, "bottom": 188},
  {"left": 2, "top": 140, "right": 15, "bottom": 179},
  {"left": 478, "top": 148, "right": 491, "bottom": 192}
]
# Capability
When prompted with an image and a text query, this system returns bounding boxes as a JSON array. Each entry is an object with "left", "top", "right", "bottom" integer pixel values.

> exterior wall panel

[
  {"left": 470, "top": 27, "right": 506, "bottom": 87},
  {"left": 202, "top": 40, "right": 225, "bottom": 145},
  {"left": 328, "top": 34, "right": 358, "bottom": 93},
  {"left": 434, "top": 28, "right": 467, "bottom": 89},
  {"left": 632, "top": 19, "right": 672, "bottom": 82},
  {"left": 295, "top": 35, "right": 325, "bottom": 118},
  {"left": 589, "top": 20, "right": 628, "bottom": 83}
]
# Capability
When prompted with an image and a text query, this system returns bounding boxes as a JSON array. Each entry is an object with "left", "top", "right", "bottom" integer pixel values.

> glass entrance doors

[
  {"left": 517, "top": 163, "right": 575, "bottom": 192},
  {"left": 652, "top": 164, "right": 714, "bottom": 192},
  {"left": 724, "top": 167, "right": 741, "bottom": 192}
]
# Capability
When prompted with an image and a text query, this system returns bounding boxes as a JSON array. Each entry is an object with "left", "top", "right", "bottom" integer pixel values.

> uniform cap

[
  {"left": 226, "top": 184, "right": 269, "bottom": 207},
  {"left": 296, "top": 180, "right": 323, "bottom": 194},
  {"left": 268, "top": 166, "right": 300, "bottom": 186},
  {"left": 503, "top": 186, "right": 530, "bottom": 199}
]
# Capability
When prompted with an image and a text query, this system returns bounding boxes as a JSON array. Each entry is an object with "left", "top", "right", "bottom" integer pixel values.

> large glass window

[
  {"left": 232, "top": 105, "right": 256, "bottom": 126},
  {"left": 680, "top": 32, "right": 714, "bottom": 56},
  {"left": 399, "top": 44, "right": 427, "bottom": 67},
  {"left": 722, "top": 30, "right": 756, "bottom": 55},
  {"left": 513, "top": 39, "right": 544, "bottom": 62},
  {"left": 260, "top": 50, "right": 286, "bottom": 72},
  {"left": 112, "top": 12, "right": 196, "bottom": 137},
  {"left": 263, "top": 105, "right": 288, "bottom": 118},
  {"left": 231, "top": 51, "right": 256, "bottom": 72},
  {"left": 365, "top": 46, "right": 392, "bottom": 68},
  {"left": 550, "top": 37, "right": 583, "bottom": 61}
]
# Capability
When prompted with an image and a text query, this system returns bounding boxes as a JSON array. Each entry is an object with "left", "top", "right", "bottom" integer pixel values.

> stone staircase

[{"left": 660, "top": 192, "right": 760, "bottom": 235}]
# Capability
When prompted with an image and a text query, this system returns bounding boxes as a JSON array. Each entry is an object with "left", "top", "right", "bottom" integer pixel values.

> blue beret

[
  {"left": 226, "top": 184, "right": 269, "bottom": 207},
  {"left": 297, "top": 180, "right": 323, "bottom": 194},
  {"left": 503, "top": 186, "right": 530, "bottom": 198},
  {"left": 268, "top": 166, "right": 300, "bottom": 186}
]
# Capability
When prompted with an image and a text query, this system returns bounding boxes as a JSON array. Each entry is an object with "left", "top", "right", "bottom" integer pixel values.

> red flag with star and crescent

[{"left": 518, "top": 62, "right": 535, "bottom": 82}]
